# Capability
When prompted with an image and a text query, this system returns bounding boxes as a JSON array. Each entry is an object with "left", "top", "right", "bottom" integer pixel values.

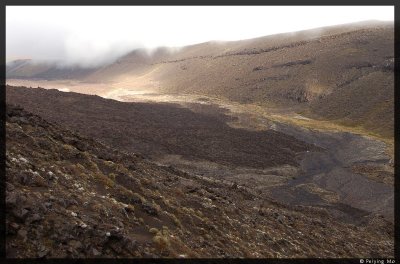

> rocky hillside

[{"left": 6, "top": 105, "right": 394, "bottom": 258}]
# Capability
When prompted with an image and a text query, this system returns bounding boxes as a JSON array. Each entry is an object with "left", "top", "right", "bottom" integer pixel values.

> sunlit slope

[{"left": 101, "top": 22, "right": 394, "bottom": 138}]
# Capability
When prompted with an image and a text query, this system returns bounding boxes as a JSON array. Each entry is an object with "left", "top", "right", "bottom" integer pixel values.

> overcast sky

[{"left": 6, "top": 6, "right": 394, "bottom": 67}]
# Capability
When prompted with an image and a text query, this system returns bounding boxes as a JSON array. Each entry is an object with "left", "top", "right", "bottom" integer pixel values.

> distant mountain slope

[
  {"left": 6, "top": 21, "right": 394, "bottom": 137},
  {"left": 6, "top": 60, "right": 99, "bottom": 80},
  {"left": 139, "top": 21, "right": 393, "bottom": 138},
  {"left": 6, "top": 59, "right": 32, "bottom": 73},
  {"left": 6, "top": 104, "right": 394, "bottom": 258}
]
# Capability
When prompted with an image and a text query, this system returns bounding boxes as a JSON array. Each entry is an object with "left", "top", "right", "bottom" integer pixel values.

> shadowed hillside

[{"left": 6, "top": 86, "right": 316, "bottom": 169}]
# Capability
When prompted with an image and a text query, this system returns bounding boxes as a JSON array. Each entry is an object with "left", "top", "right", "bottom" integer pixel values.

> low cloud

[
  {"left": 6, "top": 6, "right": 393, "bottom": 68},
  {"left": 6, "top": 19, "right": 144, "bottom": 68}
]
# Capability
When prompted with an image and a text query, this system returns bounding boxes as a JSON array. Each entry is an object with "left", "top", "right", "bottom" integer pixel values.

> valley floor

[
  {"left": 5, "top": 82, "right": 395, "bottom": 257},
  {"left": 101, "top": 86, "right": 394, "bottom": 224}
]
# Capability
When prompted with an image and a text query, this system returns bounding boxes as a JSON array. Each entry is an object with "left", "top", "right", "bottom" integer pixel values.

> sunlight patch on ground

[{"left": 57, "top": 88, "right": 70, "bottom": 92}]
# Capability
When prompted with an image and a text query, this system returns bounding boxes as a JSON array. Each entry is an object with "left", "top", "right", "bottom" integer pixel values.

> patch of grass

[
  {"left": 86, "top": 159, "right": 101, "bottom": 173},
  {"left": 160, "top": 196, "right": 172, "bottom": 207},
  {"left": 149, "top": 227, "right": 159, "bottom": 234},
  {"left": 62, "top": 144, "right": 76, "bottom": 152},
  {"left": 115, "top": 184, "right": 132, "bottom": 195},
  {"left": 131, "top": 192, "right": 146, "bottom": 204},
  {"left": 94, "top": 172, "right": 115, "bottom": 188},
  {"left": 152, "top": 200, "right": 161, "bottom": 212},
  {"left": 65, "top": 164, "right": 88, "bottom": 176},
  {"left": 140, "top": 177, "right": 152, "bottom": 186},
  {"left": 104, "top": 160, "right": 115, "bottom": 167},
  {"left": 152, "top": 226, "right": 171, "bottom": 252},
  {"left": 76, "top": 163, "right": 85, "bottom": 171},
  {"left": 108, "top": 172, "right": 116, "bottom": 181},
  {"left": 123, "top": 203, "right": 135, "bottom": 213},
  {"left": 171, "top": 214, "right": 182, "bottom": 228},
  {"left": 91, "top": 203, "right": 103, "bottom": 213},
  {"left": 115, "top": 163, "right": 130, "bottom": 175},
  {"left": 172, "top": 188, "right": 185, "bottom": 198},
  {"left": 249, "top": 104, "right": 394, "bottom": 159},
  {"left": 164, "top": 211, "right": 182, "bottom": 228}
]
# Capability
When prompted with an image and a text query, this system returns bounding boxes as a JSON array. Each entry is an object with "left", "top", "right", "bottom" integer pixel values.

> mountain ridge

[{"left": 6, "top": 21, "right": 394, "bottom": 138}]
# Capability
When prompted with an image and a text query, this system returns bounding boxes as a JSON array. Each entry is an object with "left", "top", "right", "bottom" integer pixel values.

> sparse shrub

[
  {"left": 153, "top": 235, "right": 170, "bottom": 250},
  {"left": 160, "top": 196, "right": 172, "bottom": 207},
  {"left": 95, "top": 172, "right": 115, "bottom": 187},
  {"left": 115, "top": 164, "right": 129, "bottom": 174},
  {"left": 76, "top": 163, "right": 85, "bottom": 171},
  {"left": 79, "top": 172, "right": 88, "bottom": 179},
  {"left": 131, "top": 192, "right": 146, "bottom": 204},
  {"left": 125, "top": 204, "right": 135, "bottom": 213},
  {"left": 181, "top": 207, "right": 195, "bottom": 215},
  {"left": 152, "top": 201, "right": 161, "bottom": 212},
  {"left": 91, "top": 203, "right": 103, "bottom": 213},
  {"left": 115, "top": 184, "right": 133, "bottom": 197},
  {"left": 152, "top": 226, "right": 171, "bottom": 251},
  {"left": 173, "top": 188, "right": 185, "bottom": 198},
  {"left": 108, "top": 173, "right": 116, "bottom": 181},
  {"left": 66, "top": 164, "right": 78, "bottom": 174},
  {"left": 164, "top": 211, "right": 182, "bottom": 228},
  {"left": 62, "top": 144, "right": 76, "bottom": 152},
  {"left": 149, "top": 227, "right": 159, "bottom": 234},
  {"left": 141, "top": 201, "right": 160, "bottom": 216},
  {"left": 104, "top": 160, "right": 115, "bottom": 168},
  {"left": 87, "top": 159, "right": 100, "bottom": 173},
  {"left": 171, "top": 214, "right": 182, "bottom": 228},
  {"left": 153, "top": 190, "right": 162, "bottom": 198},
  {"left": 140, "top": 178, "right": 152, "bottom": 186}
]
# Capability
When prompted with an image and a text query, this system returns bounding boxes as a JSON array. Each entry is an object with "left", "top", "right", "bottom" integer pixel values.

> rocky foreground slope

[{"left": 6, "top": 105, "right": 394, "bottom": 258}]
